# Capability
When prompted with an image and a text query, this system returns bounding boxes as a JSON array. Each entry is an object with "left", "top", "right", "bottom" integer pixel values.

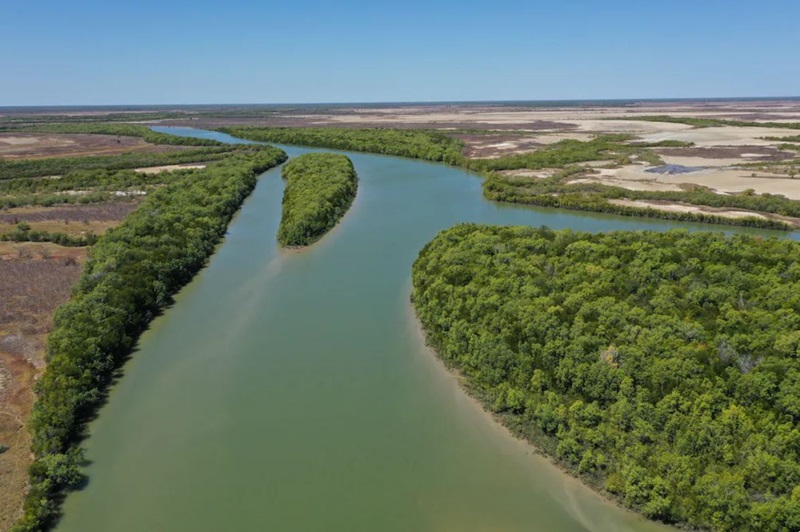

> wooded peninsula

[{"left": 412, "top": 225, "right": 800, "bottom": 531}]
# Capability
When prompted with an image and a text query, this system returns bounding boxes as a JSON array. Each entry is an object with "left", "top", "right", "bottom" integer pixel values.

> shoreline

[{"left": 403, "top": 296, "right": 676, "bottom": 531}]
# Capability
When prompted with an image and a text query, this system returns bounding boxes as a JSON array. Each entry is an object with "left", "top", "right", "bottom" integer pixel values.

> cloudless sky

[{"left": 1, "top": 0, "right": 798, "bottom": 105}]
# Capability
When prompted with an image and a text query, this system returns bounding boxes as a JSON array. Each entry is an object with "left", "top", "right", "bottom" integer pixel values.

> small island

[{"left": 277, "top": 153, "right": 358, "bottom": 247}]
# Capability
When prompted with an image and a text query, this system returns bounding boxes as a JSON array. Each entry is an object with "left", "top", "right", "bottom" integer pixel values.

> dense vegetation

[
  {"left": 0, "top": 146, "right": 239, "bottom": 180},
  {"left": 11, "top": 145, "right": 287, "bottom": 532},
  {"left": 19, "top": 123, "right": 223, "bottom": 146},
  {"left": 278, "top": 153, "right": 358, "bottom": 246},
  {"left": 220, "top": 126, "right": 466, "bottom": 166},
  {"left": 413, "top": 225, "right": 800, "bottom": 531}
]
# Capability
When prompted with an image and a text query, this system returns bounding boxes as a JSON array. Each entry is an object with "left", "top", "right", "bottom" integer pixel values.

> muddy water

[{"left": 55, "top": 128, "right": 791, "bottom": 531}]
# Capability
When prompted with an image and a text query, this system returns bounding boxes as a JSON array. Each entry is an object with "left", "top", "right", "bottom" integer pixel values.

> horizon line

[{"left": 2, "top": 95, "right": 800, "bottom": 110}]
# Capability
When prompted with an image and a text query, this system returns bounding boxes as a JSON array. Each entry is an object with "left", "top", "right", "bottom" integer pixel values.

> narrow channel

[{"left": 55, "top": 128, "right": 792, "bottom": 531}]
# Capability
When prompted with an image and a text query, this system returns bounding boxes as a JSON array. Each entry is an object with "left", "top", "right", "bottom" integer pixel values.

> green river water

[{"left": 54, "top": 128, "right": 790, "bottom": 532}]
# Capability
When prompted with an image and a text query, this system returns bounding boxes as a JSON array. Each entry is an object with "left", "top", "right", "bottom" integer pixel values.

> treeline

[
  {"left": 11, "top": 146, "right": 287, "bottom": 532},
  {"left": 0, "top": 112, "right": 191, "bottom": 128},
  {"left": 0, "top": 146, "right": 239, "bottom": 179},
  {"left": 765, "top": 135, "right": 800, "bottom": 143},
  {"left": 484, "top": 176, "right": 795, "bottom": 230},
  {"left": 220, "top": 127, "right": 467, "bottom": 166},
  {"left": 412, "top": 225, "right": 800, "bottom": 531},
  {"left": 0, "top": 228, "right": 98, "bottom": 246},
  {"left": 278, "top": 153, "right": 358, "bottom": 246},
  {"left": 0, "top": 167, "right": 190, "bottom": 197},
  {"left": 220, "top": 128, "right": 667, "bottom": 171},
  {"left": 20, "top": 123, "right": 223, "bottom": 146},
  {"left": 0, "top": 192, "right": 132, "bottom": 209},
  {"left": 623, "top": 115, "right": 800, "bottom": 130}
]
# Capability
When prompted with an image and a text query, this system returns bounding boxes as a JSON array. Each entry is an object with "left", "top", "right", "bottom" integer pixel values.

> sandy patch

[
  {"left": 134, "top": 163, "right": 207, "bottom": 174},
  {"left": 607, "top": 199, "right": 789, "bottom": 223},
  {"left": 499, "top": 169, "right": 557, "bottom": 179},
  {"left": 574, "top": 168, "right": 684, "bottom": 192},
  {"left": 0, "top": 137, "right": 40, "bottom": 146},
  {"left": 638, "top": 126, "right": 800, "bottom": 148},
  {"left": 659, "top": 155, "right": 741, "bottom": 167},
  {"left": 572, "top": 119, "right": 693, "bottom": 135},
  {"left": 590, "top": 165, "right": 800, "bottom": 199}
]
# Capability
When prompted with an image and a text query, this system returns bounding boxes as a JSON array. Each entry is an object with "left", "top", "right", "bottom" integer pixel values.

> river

[{"left": 54, "top": 128, "right": 791, "bottom": 531}]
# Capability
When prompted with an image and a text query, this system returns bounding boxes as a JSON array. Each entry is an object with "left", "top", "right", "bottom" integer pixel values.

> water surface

[{"left": 55, "top": 128, "right": 792, "bottom": 531}]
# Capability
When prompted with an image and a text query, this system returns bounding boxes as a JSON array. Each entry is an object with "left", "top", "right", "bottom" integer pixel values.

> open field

[
  {"left": 149, "top": 100, "right": 800, "bottom": 201},
  {"left": 0, "top": 203, "right": 137, "bottom": 238},
  {"left": 0, "top": 133, "right": 182, "bottom": 160}
]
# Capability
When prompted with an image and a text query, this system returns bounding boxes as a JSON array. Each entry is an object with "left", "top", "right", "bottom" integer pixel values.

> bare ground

[
  {"left": 583, "top": 166, "right": 800, "bottom": 199},
  {"left": 134, "top": 163, "right": 207, "bottom": 174},
  {"left": 0, "top": 203, "right": 138, "bottom": 224},
  {"left": 0, "top": 245, "right": 85, "bottom": 529},
  {"left": 608, "top": 199, "right": 800, "bottom": 226},
  {"left": 0, "top": 133, "right": 185, "bottom": 160}
]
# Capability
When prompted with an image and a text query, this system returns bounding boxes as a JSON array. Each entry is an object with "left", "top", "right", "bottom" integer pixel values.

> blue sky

[{"left": 1, "top": 0, "right": 798, "bottom": 105}]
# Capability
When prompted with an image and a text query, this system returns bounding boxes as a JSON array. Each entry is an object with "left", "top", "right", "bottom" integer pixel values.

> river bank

[{"left": 52, "top": 129, "right": 794, "bottom": 532}]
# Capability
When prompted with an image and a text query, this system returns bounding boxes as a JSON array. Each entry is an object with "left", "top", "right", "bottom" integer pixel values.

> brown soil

[
  {"left": 0, "top": 133, "right": 184, "bottom": 160},
  {"left": 0, "top": 203, "right": 138, "bottom": 224},
  {"left": 0, "top": 246, "right": 85, "bottom": 529},
  {"left": 0, "top": 203, "right": 138, "bottom": 239},
  {"left": 455, "top": 134, "right": 545, "bottom": 158},
  {"left": 654, "top": 145, "right": 796, "bottom": 161}
]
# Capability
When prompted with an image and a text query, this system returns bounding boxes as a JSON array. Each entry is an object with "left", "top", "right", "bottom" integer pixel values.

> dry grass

[
  {"left": 0, "top": 248, "right": 85, "bottom": 529},
  {"left": 0, "top": 133, "right": 183, "bottom": 160},
  {"left": 0, "top": 203, "right": 138, "bottom": 238}
]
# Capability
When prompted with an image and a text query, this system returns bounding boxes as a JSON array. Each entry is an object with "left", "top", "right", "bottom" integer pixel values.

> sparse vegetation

[
  {"left": 483, "top": 172, "right": 797, "bottom": 230},
  {"left": 619, "top": 115, "right": 800, "bottom": 130},
  {"left": 19, "top": 123, "right": 223, "bottom": 146},
  {"left": 0, "top": 146, "right": 241, "bottom": 180}
]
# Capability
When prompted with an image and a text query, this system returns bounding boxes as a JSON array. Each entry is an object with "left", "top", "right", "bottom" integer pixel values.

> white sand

[
  {"left": 638, "top": 126, "right": 800, "bottom": 147},
  {"left": 593, "top": 165, "right": 800, "bottom": 198},
  {"left": 134, "top": 164, "right": 207, "bottom": 174},
  {"left": 609, "top": 199, "right": 768, "bottom": 220},
  {"left": 0, "top": 136, "right": 40, "bottom": 146},
  {"left": 500, "top": 169, "right": 556, "bottom": 179},
  {"left": 659, "top": 155, "right": 744, "bottom": 167}
]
